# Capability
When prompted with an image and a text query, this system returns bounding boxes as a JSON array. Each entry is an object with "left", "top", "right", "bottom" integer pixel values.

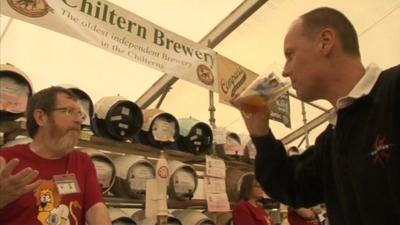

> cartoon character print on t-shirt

[{"left": 34, "top": 180, "right": 81, "bottom": 225}]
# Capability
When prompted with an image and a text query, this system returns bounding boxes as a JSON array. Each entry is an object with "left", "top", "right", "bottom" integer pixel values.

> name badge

[{"left": 53, "top": 173, "right": 81, "bottom": 195}]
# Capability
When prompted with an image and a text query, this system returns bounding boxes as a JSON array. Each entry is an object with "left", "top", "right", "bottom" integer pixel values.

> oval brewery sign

[{"left": 7, "top": 0, "right": 51, "bottom": 17}]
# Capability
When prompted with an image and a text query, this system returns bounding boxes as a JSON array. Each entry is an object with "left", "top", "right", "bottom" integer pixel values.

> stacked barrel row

[
  {"left": 78, "top": 149, "right": 198, "bottom": 201},
  {"left": 103, "top": 168, "right": 258, "bottom": 225},
  {"left": 109, "top": 208, "right": 234, "bottom": 225},
  {"left": 0, "top": 63, "right": 257, "bottom": 163},
  {"left": 80, "top": 149, "right": 258, "bottom": 225},
  {"left": 79, "top": 148, "right": 254, "bottom": 200}
]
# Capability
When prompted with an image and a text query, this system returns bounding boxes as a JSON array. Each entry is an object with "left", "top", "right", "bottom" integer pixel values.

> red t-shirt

[
  {"left": 0, "top": 144, "right": 104, "bottom": 225},
  {"left": 287, "top": 207, "right": 320, "bottom": 225},
  {"left": 233, "top": 200, "right": 272, "bottom": 225}
]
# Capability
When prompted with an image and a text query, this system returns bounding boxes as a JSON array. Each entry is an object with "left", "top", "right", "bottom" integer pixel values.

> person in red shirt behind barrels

[
  {"left": 233, "top": 174, "right": 273, "bottom": 225},
  {"left": 287, "top": 207, "right": 321, "bottom": 225},
  {"left": 286, "top": 147, "right": 321, "bottom": 225},
  {"left": 0, "top": 86, "right": 111, "bottom": 225}
]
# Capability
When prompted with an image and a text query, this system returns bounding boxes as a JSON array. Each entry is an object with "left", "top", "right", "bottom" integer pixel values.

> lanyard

[{"left": 65, "top": 153, "right": 70, "bottom": 174}]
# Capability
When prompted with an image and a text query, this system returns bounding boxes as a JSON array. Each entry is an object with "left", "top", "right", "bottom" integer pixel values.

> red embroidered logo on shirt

[{"left": 370, "top": 136, "right": 393, "bottom": 167}]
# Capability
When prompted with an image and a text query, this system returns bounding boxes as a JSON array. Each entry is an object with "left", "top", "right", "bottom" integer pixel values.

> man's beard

[{"left": 45, "top": 129, "right": 80, "bottom": 153}]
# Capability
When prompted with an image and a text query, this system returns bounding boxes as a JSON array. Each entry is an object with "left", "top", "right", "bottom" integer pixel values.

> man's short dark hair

[
  {"left": 26, "top": 86, "right": 78, "bottom": 138},
  {"left": 300, "top": 7, "right": 360, "bottom": 57},
  {"left": 239, "top": 173, "right": 256, "bottom": 201}
]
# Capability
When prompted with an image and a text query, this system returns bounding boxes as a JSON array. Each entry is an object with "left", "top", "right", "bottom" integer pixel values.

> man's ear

[
  {"left": 319, "top": 28, "right": 335, "bottom": 55},
  {"left": 33, "top": 109, "right": 48, "bottom": 127}
]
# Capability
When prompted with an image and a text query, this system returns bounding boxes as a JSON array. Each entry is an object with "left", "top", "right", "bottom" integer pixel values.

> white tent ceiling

[{"left": 1, "top": 0, "right": 399, "bottom": 149}]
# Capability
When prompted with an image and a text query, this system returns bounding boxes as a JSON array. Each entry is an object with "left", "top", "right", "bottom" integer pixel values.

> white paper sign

[
  {"left": 205, "top": 155, "right": 226, "bottom": 178},
  {"left": 153, "top": 119, "right": 175, "bottom": 142},
  {"left": 145, "top": 179, "right": 158, "bottom": 219},
  {"left": 155, "top": 156, "right": 169, "bottom": 216},
  {"left": 204, "top": 176, "right": 226, "bottom": 194},
  {"left": 206, "top": 193, "right": 230, "bottom": 212},
  {"left": 212, "top": 127, "right": 227, "bottom": 144}
]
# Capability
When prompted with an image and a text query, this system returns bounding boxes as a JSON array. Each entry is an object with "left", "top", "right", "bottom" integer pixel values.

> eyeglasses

[{"left": 50, "top": 107, "right": 87, "bottom": 120}]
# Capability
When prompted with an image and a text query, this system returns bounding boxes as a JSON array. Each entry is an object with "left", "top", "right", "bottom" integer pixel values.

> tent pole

[
  {"left": 136, "top": 0, "right": 268, "bottom": 108},
  {"left": 155, "top": 87, "right": 171, "bottom": 109},
  {"left": 297, "top": 135, "right": 306, "bottom": 148},
  {"left": 0, "top": 18, "right": 13, "bottom": 42},
  {"left": 281, "top": 109, "right": 334, "bottom": 145},
  {"left": 208, "top": 90, "right": 216, "bottom": 129}
]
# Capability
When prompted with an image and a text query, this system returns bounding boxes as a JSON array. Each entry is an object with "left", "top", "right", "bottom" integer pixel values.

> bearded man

[{"left": 0, "top": 86, "right": 111, "bottom": 225}]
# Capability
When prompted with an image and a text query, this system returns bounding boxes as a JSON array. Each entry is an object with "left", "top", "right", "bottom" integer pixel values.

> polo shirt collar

[{"left": 329, "top": 63, "right": 382, "bottom": 125}]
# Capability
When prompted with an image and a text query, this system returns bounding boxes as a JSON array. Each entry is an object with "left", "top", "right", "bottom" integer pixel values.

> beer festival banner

[{"left": 1, "top": 0, "right": 219, "bottom": 91}]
